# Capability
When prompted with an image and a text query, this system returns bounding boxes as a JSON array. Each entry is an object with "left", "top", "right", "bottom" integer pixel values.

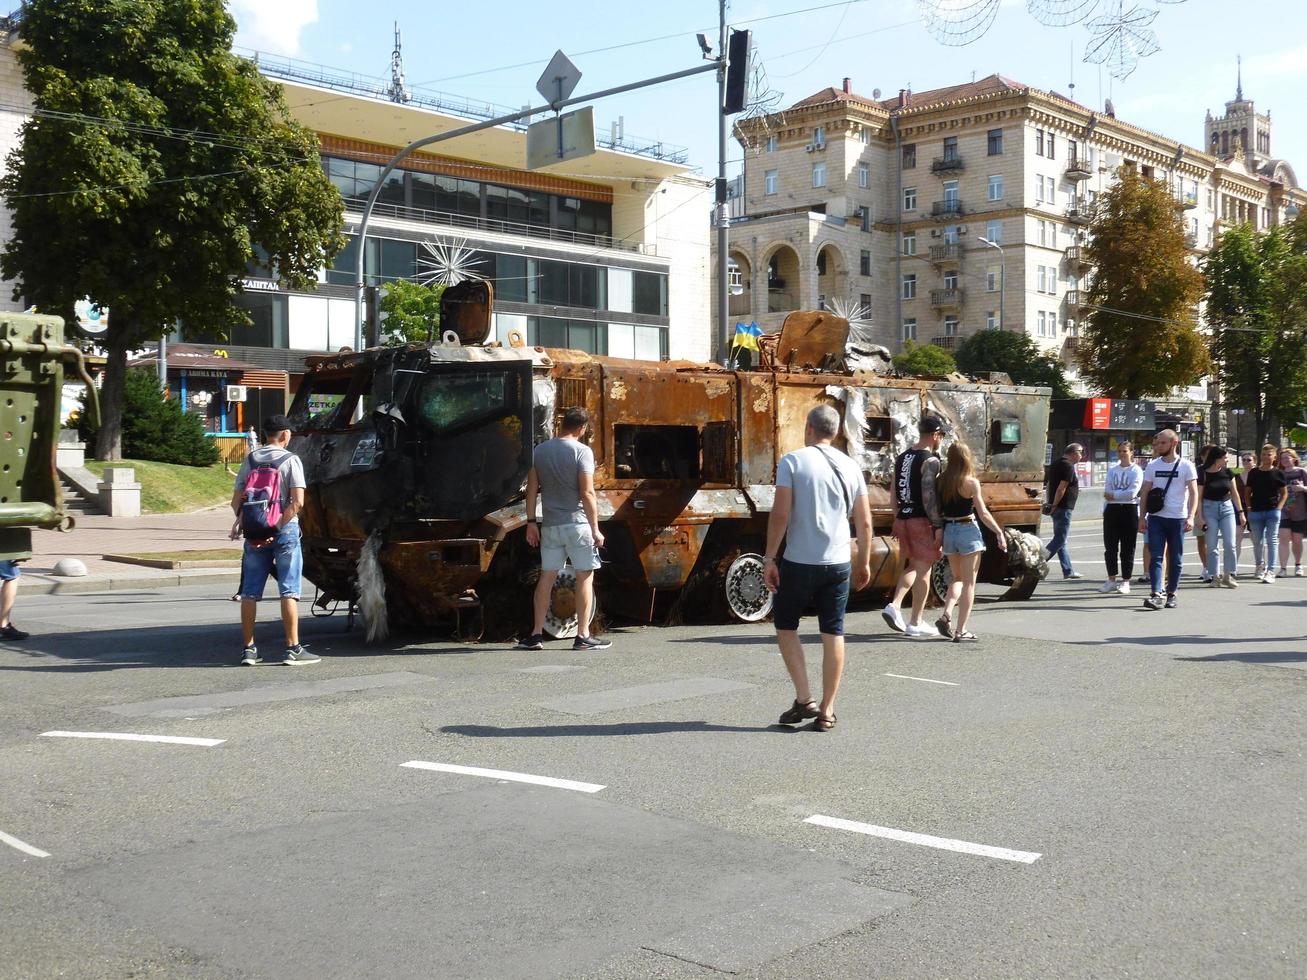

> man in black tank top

[{"left": 883, "top": 415, "right": 945, "bottom": 636}]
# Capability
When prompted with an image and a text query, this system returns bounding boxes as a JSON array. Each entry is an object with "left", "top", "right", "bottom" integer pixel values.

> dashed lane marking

[
  {"left": 401, "top": 761, "right": 606, "bottom": 794},
  {"left": 883, "top": 673, "right": 959, "bottom": 687},
  {"left": 40, "top": 731, "right": 225, "bottom": 747},
  {"left": 0, "top": 829, "right": 50, "bottom": 858},
  {"left": 804, "top": 813, "right": 1042, "bottom": 864}
]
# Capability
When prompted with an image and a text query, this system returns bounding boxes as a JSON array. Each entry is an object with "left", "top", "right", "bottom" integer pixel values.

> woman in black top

[
  {"left": 1199, "top": 446, "right": 1243, "bottom": 587},
  {"left": 935, "top": 441, "right": 1007, "bottom": 642},
  {"left": 1245, "top": 443, "right": 1289, "bottom": 582}
]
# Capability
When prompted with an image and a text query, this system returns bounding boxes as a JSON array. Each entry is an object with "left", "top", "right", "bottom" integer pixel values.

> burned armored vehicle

[{"left": 288, "top": 295, "right": 1049, "bottom": 638}]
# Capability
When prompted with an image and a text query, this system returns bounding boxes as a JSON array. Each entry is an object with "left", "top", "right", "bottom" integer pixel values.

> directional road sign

[{"left": 536, "top": 50, "right": 581, "bottom": 105}]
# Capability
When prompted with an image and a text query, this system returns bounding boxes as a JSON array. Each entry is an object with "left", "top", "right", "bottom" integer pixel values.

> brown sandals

[
  {"left": 813, "top": 713, "right": 837, "bottom": 732},
  {"left": 778, "top": 699, "right": 819, "bottom": 725}
]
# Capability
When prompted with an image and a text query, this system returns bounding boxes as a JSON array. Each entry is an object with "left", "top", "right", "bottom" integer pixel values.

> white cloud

[{"left": 230, "top": 0, "right": 319, "bottom": 57}]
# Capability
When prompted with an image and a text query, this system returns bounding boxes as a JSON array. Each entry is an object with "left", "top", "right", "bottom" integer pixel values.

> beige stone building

[{"left": 724, "top": 74, "right": 1306, "bottom": 373}]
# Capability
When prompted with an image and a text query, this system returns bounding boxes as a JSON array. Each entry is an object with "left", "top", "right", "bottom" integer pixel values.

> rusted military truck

[{"left": 288, "top": 298, "right": 1049, "bottom": 638}]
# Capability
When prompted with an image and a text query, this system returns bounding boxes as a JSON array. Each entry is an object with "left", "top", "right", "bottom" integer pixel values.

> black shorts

[
  {"left": 1285, "top": 517, "right": 1307, "bottom": 535},
  {"left": 773, "top": 559, "right": 852, "bottom": 635}
]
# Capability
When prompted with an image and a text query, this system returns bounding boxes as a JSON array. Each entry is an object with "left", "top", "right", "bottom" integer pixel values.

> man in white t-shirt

[
  {"left": 763, "top": 405, "right": 872, "bottom": 732},
  {"left": 1137, "top": 429, "right": 1199, "bottom": 609}
]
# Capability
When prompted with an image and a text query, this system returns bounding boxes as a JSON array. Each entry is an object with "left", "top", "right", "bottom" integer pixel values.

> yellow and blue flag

[{"left": 731, "top": 320, "right": 761, "bottom": 351}]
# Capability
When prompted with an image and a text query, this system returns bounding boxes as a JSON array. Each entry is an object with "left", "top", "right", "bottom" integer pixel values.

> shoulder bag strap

[{"left": 816, "top": 447, "right": 853, "bottom": 518}]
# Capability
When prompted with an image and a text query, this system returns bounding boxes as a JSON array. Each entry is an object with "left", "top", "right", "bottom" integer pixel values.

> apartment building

[
  {"left": 726, "top": 74, "right": 1305, "bottom": 372},
  {"left": 0, "top": 32, "right": 712, "bottom": 432}
]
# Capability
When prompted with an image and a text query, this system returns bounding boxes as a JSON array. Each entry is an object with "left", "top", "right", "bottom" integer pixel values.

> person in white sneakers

[
  {"left": 1199, "top": 446, "right": 1243, "bottom": 588},
  {"left": 882, "top": 415, "right": 946, "bottom": 638},
  {"left": 1138, "top": 430, "right": 1199, "bottom": 609},
  {"left": 1245, "top": 444, "right": 1287, "bottom": 583},
  {"left": 1100, "top": 440, "right": 1142, "bottom": 594},
  {"left": 1276, "top": 448, "right": 1306, "bottom": 578}
]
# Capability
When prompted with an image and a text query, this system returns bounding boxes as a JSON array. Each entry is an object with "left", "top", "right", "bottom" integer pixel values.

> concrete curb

[{"left": 20, "top": 569, "right": 240, "bottom": 596}]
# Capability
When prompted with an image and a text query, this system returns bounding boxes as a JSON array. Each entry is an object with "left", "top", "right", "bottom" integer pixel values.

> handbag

[{"left": 1145, "top": 460, "right": 1181, "bottom": 514}]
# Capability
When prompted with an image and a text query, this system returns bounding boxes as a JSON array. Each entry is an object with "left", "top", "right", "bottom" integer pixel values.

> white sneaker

[
  {"left": 1099, "top": 579, "right": 1119, "bottom": 593},
  {"left": 1117, "top": 580, "right": 1131, "bottom": 594},
  {"left": 881, "top": 603, "right": 906, "bottom": 633},
  {"left": 904, "top": 622, "right": 936, "bottom": 638},
  {"left": 1297, "top": 566, "right": 1304, "bottom": 577},
  {"left": 1278, "top": 567, "right": 1287, "bottom": 577},
  {"left": 1266, "top": 571, "right": 1277, "bottom": 584}
]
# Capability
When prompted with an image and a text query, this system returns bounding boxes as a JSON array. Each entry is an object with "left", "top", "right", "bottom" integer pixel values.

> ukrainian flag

[{"left": 731, "top": 320, "right": 762, "bottom": 351}]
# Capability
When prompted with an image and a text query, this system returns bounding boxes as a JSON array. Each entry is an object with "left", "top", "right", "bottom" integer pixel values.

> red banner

[{"left": 1084, "top": 398, "right": 1112, "bottom": 429}]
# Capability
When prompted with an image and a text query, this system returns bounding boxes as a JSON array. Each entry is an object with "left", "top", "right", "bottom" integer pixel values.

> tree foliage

[
  {"left": 892, "top": 341, "right": 956, "bottom": 377},
  {"left": 378, "top": 279, "right": 445, "bottom": 345},
  {"left": 2, "top": 0, "right": 345, "bottom": 460},
  {"left": 954, "top": 329, "right": 1073, "bottom": 398},
  {"left": 78, "top": 368, "right": 219, "bottom": 466},
  {"left": 1079, "top": 170, "right": 1207, "bottom": 398}
]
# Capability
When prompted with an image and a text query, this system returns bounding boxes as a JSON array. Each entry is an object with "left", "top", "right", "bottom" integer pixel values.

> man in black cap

[{"left": 230, "top": 414, "right": 317, "bottom": 666}]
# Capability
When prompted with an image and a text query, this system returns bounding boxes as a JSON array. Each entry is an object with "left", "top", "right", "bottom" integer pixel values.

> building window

[
  {"left": 986, "top": 218, "right": 1002, "bottom": 244},
  {"left": 942, "top": 179, "right": 959, "bottom": 206},
  {"left": 1046, "top": 176, "right": 1056, "bottom": 202},
  {"left": 901, "top": 317, "right": 917, "bottom": 341},
  {"left": 765, "top": 169, "right": 778, "bottom": 195},
  {"left": 728, "top": 261, "right": 743, "bottom": 291},
  {"left": 860, "top": 250, "right": 871, "bottom": 276},
  {"left": 943, "top": 225, "right": 959, "bottom": 245},
  {"left": 1035, "top": 128, "right": 1044, "bottom": 156},
  {"left": 1046, "top": 131, "right": 1055, "bottom": 159},
  {"left": 903, "top": 187, "right": 917, "bottom": 211},
  {"left": 1038, "top": 220, "right": 1049, "bottom": 247},
  {"left": 986, "top": 265, "right": 1000, "bottom": 291},
  {"left": 1037, "top": 310, "right": 1048, "bottom": 337},
  {"left": 858, "top": 205, "right": 871, "bottom": 232},
  {"left": 1206, "top": 188, "right": 1214, "bottom": 209},
  {"left": 901, "top": 231, "right": 916, "bottom": 256},
  {"left": 901, "top": 274, "right": 917, "bottom": 299},
  {"left": 1037, "top": 265, "right": 1048, "bottom": 293},
  {"left": 943, "top": 136, "right": 959, "bottom": 162},
  {"left": 812, "top": 162, "right": 827, "bottom": 187},
  {"left": 859, "top": 126, "right": 869, "bottom": 145},
  {"left": 860, "top": 292, "right": 872, "bottom": 309},
  {"left": 943, "top": 314, "right": 959, "bottom": 336},
  {"left": 858, "top": 164, "right": 869, "bottom": 188},
  {"left": 811, "top": 126, "right": 825, "bottom": 148},
  {"left": 988, "top": 174, "right": 1003, "bottom": 201},
  {"left": 1035, "top": 175, "right": 1045, "bottom": 203},
  {"left": 765, "top": 135, "right": 778, "bottom": 153},
  {"left": 986, "top": 311, "right": 998, "bottom": 330},
  {"left": 943, "top": 270, "right": 959, "bottom": 290},
  {"left": 902, "top": 143, "right": 916, "bottom": 169},
  {"left": 987, "top": 128, "right": 1003, "bottom": 155}
]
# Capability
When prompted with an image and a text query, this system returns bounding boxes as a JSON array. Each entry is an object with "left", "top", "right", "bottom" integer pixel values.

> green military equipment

[{"left": 0, "top": 313, "right": 99, "bottom": 560}]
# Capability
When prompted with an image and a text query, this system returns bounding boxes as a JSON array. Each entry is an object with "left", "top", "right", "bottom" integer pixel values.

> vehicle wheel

[
  {"left": 999, "top": 572, "right": 1040, "bottom": 602},
  {"left": 724, "top": 553, "right": 772, "bottom": 622},
  {"left": 928, "top": 557, "right": 953, "bottom": 606},
  {"left": 542, "top": 567, "right": 599, "bottom": 639}
]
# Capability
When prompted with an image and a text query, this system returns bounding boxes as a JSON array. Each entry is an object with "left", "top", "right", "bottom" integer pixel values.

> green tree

[
  {"left": 79, "top": 368, "right": 219, "bottom": 466},
  {"left": 2, "top": 0, "right": 345, "bottom": 461},
  {"left": 378, "top": 279, "right": 445, "bottom": 345},
  {"left": 1080, "top": 170, "right": 1207, "bottom": 398},
  {"left": 892, "top": 341, "right": 956, "bottom": 377},
  {"left": 954, "top": 329, "right": 1074, "bottom": 398}
]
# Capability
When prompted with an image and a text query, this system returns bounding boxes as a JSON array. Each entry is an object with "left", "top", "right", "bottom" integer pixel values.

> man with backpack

[{"left": 231, "top": 414, "right": 317, "bottom": 665}]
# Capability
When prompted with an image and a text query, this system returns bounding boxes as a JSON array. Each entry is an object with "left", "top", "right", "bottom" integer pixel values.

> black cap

[
  {"left": 918, "top": 414, "right": 946, "bottom": 434},
  {"left": 263, "top": 414, "right": 294, "bottom": 435}
]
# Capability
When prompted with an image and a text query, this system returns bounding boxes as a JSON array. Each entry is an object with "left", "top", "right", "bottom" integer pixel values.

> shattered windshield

[{"left": 417, "top": 372, "right": 508, "bottom": 433}]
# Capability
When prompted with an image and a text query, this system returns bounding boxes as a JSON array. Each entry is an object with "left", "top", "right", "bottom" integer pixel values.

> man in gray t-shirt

[{"left": 517, "top": 406, "right": 610, "bottom": 652}]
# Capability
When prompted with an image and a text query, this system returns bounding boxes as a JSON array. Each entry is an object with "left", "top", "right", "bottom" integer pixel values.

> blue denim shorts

[
  {"left": 239, "top": 523, "right": 303, "bottom": 600},
  {"left": 0, "top": 560, "right": 19, "bottom": 582},
  {"left": 942, "top": 519, "right": 985, "bottom": 556},
  {"left": 773, "top": 559, "right": 851, "bottom": 635}
]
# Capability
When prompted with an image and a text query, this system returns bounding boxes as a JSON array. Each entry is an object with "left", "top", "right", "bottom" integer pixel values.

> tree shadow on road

[
  {"left": 1174, "top": 650, "right": 1307, "bottom": 665},
  {"left": 443, "top": 720, "right": 790, "bottom": 737}
]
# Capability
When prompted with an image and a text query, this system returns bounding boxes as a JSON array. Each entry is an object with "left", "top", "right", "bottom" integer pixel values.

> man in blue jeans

[
  {"left": 1044, "top": 443, "right": 1084, "bottom": 579},
  {"left": 1138, "top": 429, "right": 1199, "bottom": 610},
  {"left": 231, "top": 415, "right": 318, "bottom": 665}
]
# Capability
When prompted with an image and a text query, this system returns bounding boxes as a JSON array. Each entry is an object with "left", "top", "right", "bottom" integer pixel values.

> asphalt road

[{"left": 1, "top": 527, "right": 1303, "bottom": 979}]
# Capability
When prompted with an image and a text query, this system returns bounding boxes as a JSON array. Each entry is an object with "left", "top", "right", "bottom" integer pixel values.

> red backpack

[{"left": 240, "top": 450, "right": 291, "bottom": 541}]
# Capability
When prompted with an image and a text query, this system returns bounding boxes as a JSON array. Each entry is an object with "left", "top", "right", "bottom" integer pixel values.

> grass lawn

[
  {"left": 83, "top": 459, "right": 235, "bottom": 514},
  {"left": 120, "top": 549, "right": 241, "bottom": 562}
]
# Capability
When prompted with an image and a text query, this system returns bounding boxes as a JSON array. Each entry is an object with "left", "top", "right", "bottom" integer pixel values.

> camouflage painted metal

[{"left": 290, "top": 310, "right": 1051, "bottom": 637}]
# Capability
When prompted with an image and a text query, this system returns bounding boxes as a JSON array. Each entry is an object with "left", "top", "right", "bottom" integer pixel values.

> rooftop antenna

[
  {"left": 387, "top": 22, "right": 412, "bottom": 104},
  {"left": 1068, "top": 40, "right": 1075, "bottom": 100},
  {"left": 1235, "top": 53, "right": 1242, "bottom": 100}
]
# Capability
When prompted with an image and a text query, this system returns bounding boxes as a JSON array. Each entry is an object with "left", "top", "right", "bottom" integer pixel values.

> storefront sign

[
  {"left": 241, "top": 278, "right": 280, "bottom": 292},
  {"left": 1110, "top": 399, "right": 1155, "bottom": 429},
  {"left": 179, "top": 369, "right": 231, "bottom": 379},
  {"left": 1084, "top": 398, "right": 1111, "bottom": 429}
]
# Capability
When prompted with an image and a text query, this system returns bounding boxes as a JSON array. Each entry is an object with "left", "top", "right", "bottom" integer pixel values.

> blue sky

[{"left": 230, "top": 0, "right": 1307, "bottom": 179}]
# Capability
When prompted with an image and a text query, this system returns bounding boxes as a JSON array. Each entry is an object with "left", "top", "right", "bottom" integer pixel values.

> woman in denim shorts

[{"left": 935, "top": 442, "right": 1008, "bottom": 641}]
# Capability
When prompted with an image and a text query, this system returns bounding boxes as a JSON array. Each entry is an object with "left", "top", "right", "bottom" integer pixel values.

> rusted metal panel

[{"left": 738, "top": 373, "right": 775, "bottom": 487}]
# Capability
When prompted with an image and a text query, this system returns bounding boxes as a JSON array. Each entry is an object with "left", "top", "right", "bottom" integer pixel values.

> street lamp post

[{"left": 977, "top": 236, "right": 1004, "bottom": 330}]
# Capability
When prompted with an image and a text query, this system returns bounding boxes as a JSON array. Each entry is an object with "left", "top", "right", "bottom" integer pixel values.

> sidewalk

[{"left": 21, "top": 508, "right": 240, "bottom": 595}]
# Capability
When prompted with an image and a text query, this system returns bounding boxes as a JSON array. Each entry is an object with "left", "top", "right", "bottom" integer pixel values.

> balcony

[
  {"left": 1065, "top": 157, "right": 1093, "bottom": 180},
  {"left": 1065, "top": 289, "right": 1086, "bottom": 310},
  {"left": 1064, "top": 244, "right": 1091, "bottom": 271},
  {"left": 1185, "top": 232, "right": 1199, "bottom": 249},
  {"left": 1065, "top": 204, "right": 1091, "bottom": 225},
  {"left": 930, "top": 335, "right": 959, "bottom": 350},
  {"left": 930, "top": 155, "right": 964, "bottom": 174},
  {"left": 931, "top": 199, "right": 964, "bottom": 219},
  {"left": 930, "top": 288, "right": 963, "bottom": 309},
  {"left": 928, "top": 242, "right": 962, "bottom": 265},
  {"left": 1063, "top": 336, "right": 1081, "bottom": 361},
  {"left": 1180, "top": 193, "right": 1198, "bottom": 210}
]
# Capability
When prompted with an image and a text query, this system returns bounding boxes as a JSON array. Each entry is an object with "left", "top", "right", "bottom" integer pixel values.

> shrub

[{"left": 79, "top": 369, "right": 220, "bottom": 466}]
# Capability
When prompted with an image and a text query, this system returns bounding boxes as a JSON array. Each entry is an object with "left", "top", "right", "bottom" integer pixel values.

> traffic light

[{"left": 723, "top": 29, "right": 751, "bottom": 115}]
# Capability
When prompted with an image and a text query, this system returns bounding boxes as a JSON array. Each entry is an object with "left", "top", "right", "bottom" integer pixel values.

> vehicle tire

[
  {"left": 999, "top": 571, "right": 1040, "bottom": 602},
  {"left": 723, "top": 553, "right": 773, "bottom": 622},
  {"left": 928, "top": 557, "right": 953, "bottom": 606}
]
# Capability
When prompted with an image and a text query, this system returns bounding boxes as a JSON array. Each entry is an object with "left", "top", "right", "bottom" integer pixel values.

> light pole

[{"left": 977, "top": 236, "right": 1004, "bottom": 330}]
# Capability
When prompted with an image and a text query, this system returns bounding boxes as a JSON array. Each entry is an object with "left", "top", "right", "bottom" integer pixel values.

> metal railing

[
  {"left": 1065, "top": 205, "right": 1090, "bottom": 223},
  {"left": 245, "top": 48, "right": 691, "bottom": 165},
  {"left": 930, "top": 335, "right": 958, "bottom": 350},
  {"left": 931, "top": 199, "right": 964, "bottom": 218},
  {"left": 348, "top": 200, "right": 657, "bottom": 255},
  {"left": 1066, "top": 289, "right": 1084, "bottom": 307},
  {"left": 1065, "top": 157, "right": 1092, "bottom": 179},
  {"left": 929, "top": 243, "right": 962, "bottom": 264},
  {"left": 930, "top": 288, "right": 962, "bottom": 307},
  {"left": 930, "top": 155, "right": 964, "bottom": 174}
]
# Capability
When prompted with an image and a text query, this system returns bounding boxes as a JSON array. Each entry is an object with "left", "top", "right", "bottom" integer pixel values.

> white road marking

[
  {"left": 400, "top": 761, "right": 605, "bottom": 794},
  {"left": 0, "top": 829, "right": 50, "bottom": 858},
  {"left": 804, "top": 814, "right": 1042, "bottom": 864},
  {"left": 883, "top": 673, "right": 959, "bottom": 687},
  {"left": 39, "top": 731, "right": 225, "bottom": 747}
]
